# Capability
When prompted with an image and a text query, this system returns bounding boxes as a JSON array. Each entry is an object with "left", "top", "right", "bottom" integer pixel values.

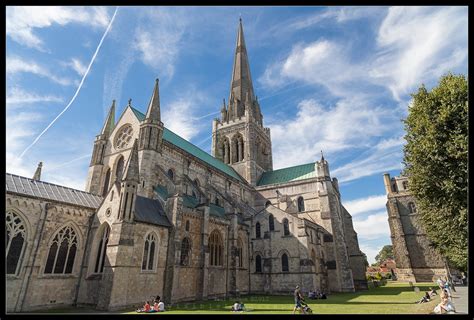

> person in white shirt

[{"left": 157, "top": 300, "right": 165, "bottom": 312}]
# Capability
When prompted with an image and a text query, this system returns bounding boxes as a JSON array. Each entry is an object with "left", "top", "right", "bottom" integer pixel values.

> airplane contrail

[{"left": 19, "top": 6, "right": 119, "bottom": 159}]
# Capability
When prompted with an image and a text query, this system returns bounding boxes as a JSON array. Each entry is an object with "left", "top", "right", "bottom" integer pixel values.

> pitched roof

[
  {"left": 5, "top": 173, "right": 102, "bottom": 209},
  {"left": 130, "top": 107, "right": 243, "bottom": 182},
  {"left": 134, "top": 195, "right": 172, "bottom": 227},
  {"left": 257, "top": 162, "right": 317, "bottom": 186}
]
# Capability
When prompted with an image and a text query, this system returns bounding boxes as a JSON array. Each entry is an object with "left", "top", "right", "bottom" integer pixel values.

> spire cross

[{"left": 128, "top": 98, "right": 132, "bottom": 106}]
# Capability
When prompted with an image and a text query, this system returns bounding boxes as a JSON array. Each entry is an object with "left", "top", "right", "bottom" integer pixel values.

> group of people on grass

[
  {"left": 136, "top": 295, "right": 165, "bottom": 313},
  {"left": 431, "top": 277, "right": 457, "bottom": 314},
  {"left": 308, "top": 288, "right": 327, "bottom": 300}
]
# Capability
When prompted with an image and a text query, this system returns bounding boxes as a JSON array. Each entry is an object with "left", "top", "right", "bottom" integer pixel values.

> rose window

[{"left": 114, "top": 125, "right": 134, "bottom": 149}]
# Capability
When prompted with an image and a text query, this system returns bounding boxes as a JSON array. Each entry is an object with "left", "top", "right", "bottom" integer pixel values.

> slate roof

[
  {"left": 5, "top": 173, "right": 102, "bottom": 209},
  {"left": 154, "top": 185, "right": 169, "bottom": 201},
  {"left": 257, "top": 162, "right": 317, "bottom": 186},
  {"left": 134, "top": 195, "right": 172, "bottom": 227},
  {"left": 182, "top": 194, "right": 200, "bottom": 209},
  {"left": 209, "top": 203, "right": 226, "bottom": 218},
  {"left": 130, "top": 107, "right": 243, "bottom": 182}
]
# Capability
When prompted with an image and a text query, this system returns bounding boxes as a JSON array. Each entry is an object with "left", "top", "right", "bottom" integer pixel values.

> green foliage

[
  {"left": 366, "top": 274, "right": 373, "bottom": 281},
  {"left": 403, "top": 73, "right": 468, "bottom": 271},
  {"left": 375, "top": 272, "right": 383, "bottom": 281},
  {"left": 375, "top": 245, "right": 394, "bottom": 264}
]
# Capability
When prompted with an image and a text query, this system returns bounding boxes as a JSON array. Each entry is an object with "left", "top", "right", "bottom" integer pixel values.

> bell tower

[{"left": 211, "top": 18, "right": 272, "bottom": 186}]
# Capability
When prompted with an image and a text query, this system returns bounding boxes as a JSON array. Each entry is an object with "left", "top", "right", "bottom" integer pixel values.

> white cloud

[
  {"left": 7, "top": 87, "right": 63, "bottom": 105},
  {"left": 134, "top": 8, "right": 187, "bottom": 79},
  {"left": 162, "top": 91, "right": 208, "bottom": 141},
  {"left": 332, "top": 136, "right": 405, "bottom": 183},
  {"left": 261, "top": 39, "right": 364, "bottom": 97},
  {"left": 343, "top": 195, "right": 387, "bottom": 216},
  {"left": 7, "top": 56, "right": 73, "bottom": 86},
  {"left": 6, "top": 6, "right": 110, "bottom": 50},
  {"left": 353, "top": 212, "right": 391, "bottom": 240},
  {"left": 370, "top": 6, "right": 468, "bottom": 101},
  {"left": 359, "top": 242, "right": 388, "bottom": 265},
  {"left": 65, "top": 58, "right": 87, "bottom": 77},
  {"left": 268, "top": 97, "right": 393, "bottom": 169}
]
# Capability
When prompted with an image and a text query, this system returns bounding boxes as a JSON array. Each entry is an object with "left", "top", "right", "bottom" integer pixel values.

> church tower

[
  {"left": 85, "top": 100, "right": 116, "bottom": 195},
  {"left": 211, "top": 18, "right": 272, "bottom": 185}
]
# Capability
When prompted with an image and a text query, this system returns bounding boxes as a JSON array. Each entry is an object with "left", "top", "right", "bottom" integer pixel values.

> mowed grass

[{"left": 122, "top": 281, "right": 439, "bottom": 314}]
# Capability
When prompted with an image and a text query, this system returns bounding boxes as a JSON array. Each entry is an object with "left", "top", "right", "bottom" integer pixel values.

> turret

[
  {"left": 32, "top": 162, "right": 43, "bottom": 180},
  {"left": 85, "top": 100, "right": 116, "bottom": 194},
  {"left": 118, "top": 139, "right": 139, "bottom": 222},
  {"left": 220, "top": 98, "right": 227, "bottom": 122},
  {"left": 316, "top": 151, "right": 331, "bottom": 180},
  {"left": 383, "top": 173, "right": 392, "bottom": 195},
  {"left": 138, "top": 79, "right": 164, "bottom": 152}
]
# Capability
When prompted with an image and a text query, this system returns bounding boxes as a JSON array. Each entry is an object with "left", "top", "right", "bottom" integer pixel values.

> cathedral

[{"left": 6, "top": 19, "right": 367, "bottom": 312}]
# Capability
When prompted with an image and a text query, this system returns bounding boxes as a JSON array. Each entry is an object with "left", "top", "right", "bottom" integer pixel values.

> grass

[
  {"left": 123, "top": 281, "right": 439, "bottom": 314},
  {"left": 29, "top": 281, "right": 440, "bottom": 314}
]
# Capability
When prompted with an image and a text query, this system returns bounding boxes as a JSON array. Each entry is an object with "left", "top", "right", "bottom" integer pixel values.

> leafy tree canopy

[
  {"left": 375, "top": 245, "right": 394, "bottom": 265},
  {"left": 402, "top": 73, "right": 468, "bottom": 271}
]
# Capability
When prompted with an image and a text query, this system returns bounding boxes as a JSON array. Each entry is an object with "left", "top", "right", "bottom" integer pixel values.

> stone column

[
  {"left": 228, "top": 211, "right": 238, "bottom": 296},
  {"left": 238, "top": 140, "right": 242, "bottom": 162},
  {"left": 198, "top": 206, "right": 210, "bottom": 300},
  {"left": 224, "top": 141, "right": 229, "bottom": 164}
]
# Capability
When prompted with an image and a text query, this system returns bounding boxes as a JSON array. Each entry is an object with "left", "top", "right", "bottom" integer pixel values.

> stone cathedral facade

[{"left": 5, "top": 20, "right": 367, "bottom": 312}]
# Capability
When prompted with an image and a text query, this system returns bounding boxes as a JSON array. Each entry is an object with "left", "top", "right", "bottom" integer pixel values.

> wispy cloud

[
  {"left": 343, "top": 195, "right": 387, "bottom": 216},
  {"left": 162, "top": 90, "right": 209, "bottom": 141},
  {"left": 353, "top": 212, "right": 391, "bottom": 241},
  {"left": 369, "top": 6, "right": 468, "bottom": 101},
  {"left": 6, "top": 6, "right": 111, "bottom": 50},
  {"left": 268, "top": 97, "right": 394, "bottom": 169},
  {"left": 7, "top": 87, "right": 63, "bottom": 105},
  {"left": 134, "top": 8, "right": 188, "bottom": 79},
  {"left": 7, "top": 56, "right": 74, "bottom": 86},
  {"left": 65, "top": 58, "right": 87, "bottom": 77}
]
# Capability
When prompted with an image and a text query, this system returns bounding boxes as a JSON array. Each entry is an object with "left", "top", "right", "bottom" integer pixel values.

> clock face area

[{"left": 114, "top": 124, "right": 134, "bottom": 150}]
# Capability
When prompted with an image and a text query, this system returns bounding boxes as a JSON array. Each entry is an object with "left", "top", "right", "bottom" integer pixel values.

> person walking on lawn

[{"left": 293, "top": 285, "right": 306, "bottom": 314}]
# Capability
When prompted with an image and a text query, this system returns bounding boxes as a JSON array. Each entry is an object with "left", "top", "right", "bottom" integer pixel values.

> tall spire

[
  {"left": 122, "top": 139, "right": 140, "bottom": 182},
  {"left": 145, "top": 78, "right": 161, "bottom": 121},
  {"left": 229, "top": 18, "right": 255, "bottom": 117},
  {"left": 32, "top": 162, "right": 42, "bottom": 180},
  {"left": 101, "top": 100, "right": 116, "bottom": 136}
]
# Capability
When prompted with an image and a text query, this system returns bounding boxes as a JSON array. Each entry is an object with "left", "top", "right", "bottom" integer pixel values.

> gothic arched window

[
  {"left": 180, "top": 237, "right": 191, "bottom": 266},
  {"left": 255, "top": 222, "right": 261, "bottom": 239},
  {"left": 402, "top": 181, "right": 409, "bottom": 190},
  {"left": 255, "top": 255, "right": 262, "bottom": 273},
  {"left": 167, "top": 169, "right": 174, "bottom": 181},
  {"left": 6, "top": 211, "right": 27, "bottom": 275},
  {"left": 142, "top": 233, "right": 157, "bottom": 271},
  {"left": 283, "top": 218, "right": 290, "bottom": 236},
  {"left": 237, "top": 238, "right": 243, "bottom": 268},
  {"left": 297, "top": 196, "right": 305, "bottom": 212},
  {"left": 44, "top": 225, "right": 78, "bottom": 274},
  {"left": 185, "top": 220, "right": 190, "bottom": 232},
  {"left": 115, "top": 156, "right": 124, "bottom": 181},
  {"left": 282, "top": 253, "right": 289, "bottom": 272},
  {"left": 311, "top": 249, "right": 317, "bottom": 271},
  {"left": 209, "top": 230, "right": 223, "bottom": 266},
  {"left": 94, "top": 223, "right": 110, "bottom": 273},
  {"left": 408, "top": 202, "right": 417, "bottom": 213},
  {"left": 102, "top": 168, "right": 111, "bottom": 197},
  {"left": 269, "top": 214, "right": 275, "bottom": 231}
]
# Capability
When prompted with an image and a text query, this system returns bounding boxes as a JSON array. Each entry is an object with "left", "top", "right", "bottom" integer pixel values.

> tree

[
  {"left": 375, "top": 245, "right": 394, "bottom": 265},
  {"left": 403, "top": 73, "right": 468, "bottom": 271}
]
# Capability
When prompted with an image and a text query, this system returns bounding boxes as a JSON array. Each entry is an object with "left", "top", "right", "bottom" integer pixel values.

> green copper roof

[
  {"left": 182, "top": 194, "right": 200, "bottom": 209},
  {"left": 154, "top": 185, "right": 168, "bottom": 201},
  {"left": 130, "top": 107, "right": 243, "bottom": 182},
  {"left": 209, "top": 203, "right": 226, "bottom": 217},
  {"left": 257, "top": 162, "right": 317, "bottom": 186}
]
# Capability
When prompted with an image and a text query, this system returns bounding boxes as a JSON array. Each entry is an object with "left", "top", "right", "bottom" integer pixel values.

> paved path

[{"left": 451, "top": 285, "right": 468, "bottom": 314}]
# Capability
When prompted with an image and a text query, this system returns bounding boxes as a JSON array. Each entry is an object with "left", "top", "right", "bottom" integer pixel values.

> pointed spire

[
  {"left": 122, "top": 139, "right": 140, "bottom": 182},
  {"left": 32, "top": 162, "right": 42, "bottom": 180},
  {"left": 321, "top": 150, "right": 325, "bottom": 162},
  {"left": 101, "top": 100, "right": 116, "bottom": 136},
  {"left": 128, "top": 98, "right": 132, "bottom": 106},
  {"left": 145, "top": 78, "right": 161, "bottom": 121},
  {"left": 229, "top": 18, "right": 255, "bottom": 119}
]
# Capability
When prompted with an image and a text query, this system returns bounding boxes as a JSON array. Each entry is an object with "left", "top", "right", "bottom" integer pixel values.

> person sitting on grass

[
  {"left": 428, "top": 287, "right": 437, "bottom": 297},
  {"left": 433, "top": 295, "right": 456, "bottom": 314},
  {"left": 416, "top": 292, "right": 431, "bottom": 304},
  {"left": 136, "top": 301, "right": 151, "bottom": 313},
  {"left": 231, "top": 301, "right": 245, "bottom": 312},
  {"left": 157, "top": 299, "right": 165, "bottom": 312},
  {"left": 308, "top": 290, "right": 316, "bottom": 299}
]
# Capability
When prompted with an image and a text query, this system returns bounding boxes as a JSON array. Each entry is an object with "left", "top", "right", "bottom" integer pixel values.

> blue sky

[{"left": 6, "top": 6, "right": 468, "bottom": 264}]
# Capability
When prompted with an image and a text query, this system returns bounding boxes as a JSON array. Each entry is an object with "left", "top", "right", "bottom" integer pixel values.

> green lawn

[
  {"left": 123, "top": 281, "right": 439, "bottom": 314},
  {"left": 31, "top": 281, "right": 439, "bottom": 314}
]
